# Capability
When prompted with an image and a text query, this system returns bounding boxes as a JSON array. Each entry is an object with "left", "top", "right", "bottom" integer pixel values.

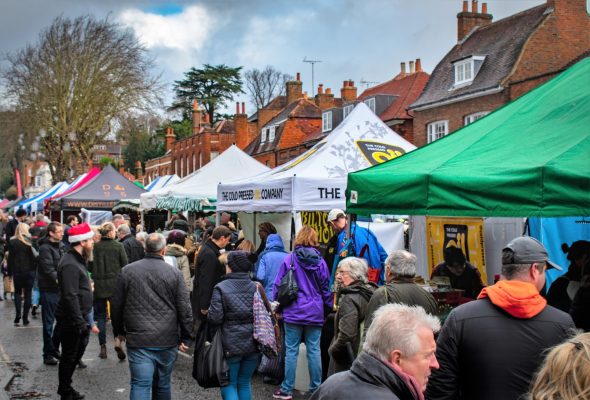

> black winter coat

[
  {"left": 55, "top": 250, "right": 93, "bottom": 330},
  {"left": 311, "top": 351, "right": 419, "bottom": 400},
  {"left": 7, "top": 237, "right": 36, "bottom": 276},
  {"left": 37, "top": 237, "right": 66, "bottom": 292},
  {"left": 110, "top": 254, "right": 193, "bottom": 348},
  {"left": 328, "top": 281, "right": 375, "bottom": 375},
  {"left": 120, "top": 234, "right": 145, "bottom": 264},
  {"left": 570, "top": 283, "right": 590, "bottom": 331},
  {"left": 208, "top": 272, "right": 258, "bottom": 357},
  {"left": 426, "top": 298, "right": 575, "bottom": 400},
  {"left": 90, "top": 237, "right": 128, "bottom": 299},
  {"left": 193, "top": 239, "right": 224, "bottom": 315}
]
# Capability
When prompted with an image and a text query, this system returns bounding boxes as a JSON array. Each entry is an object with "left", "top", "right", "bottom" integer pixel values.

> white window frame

[
  {"left": 35, "top": 176, "right": 42, "bottom": 187},
  {"left": 343, "top": 104, "right": 354, "bottom": 118},
  {"left": 261, "top": 128, "right": 267, "bottom": 143},
  {"left": 427, "top": 120, "right": 449, "bottom": 143},
  {"left": 464, "top": 111, "right": 490, "bottom": 125},
  {"left": 268, "top": 125, "right": 276, "bottom": 142},
  {"left": 322, "top": 111, "right": 333, "bottom": 132},
  {"left": 454, "top": 59, "right": 473, "bottom": 85},
  {"left": 364, "top": 98, "right": 376, "bottom": 113}
]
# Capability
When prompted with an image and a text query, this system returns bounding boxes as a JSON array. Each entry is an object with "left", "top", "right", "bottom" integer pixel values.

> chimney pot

[
  {"left": 409, "top": 60, "right": 415, "bottom": 73},
  {"left": 482, "top": 2, "right": 487, "bottom": 13},
  {"left": 415, "top": 58, "right": 422, "bottom": 72},
  {"left": 326, "top": 88, "right": 332, "bottom": 94},
  {"left": 472, "top": 0, "right": 478, "bottom": 13},
  {"left": 318, "top": 84, "right": 324, "bottom": 94},
  {"left": 349, "top": 80, "right": 354, "bottom": 87},
  {"left": 462, "top": 0, "right": 468, "bottom": 12},
  {"left": 241, "top": 102, "right": 245, "bottom": 114},
  {"left": 192, "top": 99, "right": 198, "bottom": 110},
  {"left": 401, "top": 62, "right": 407, "bottom": 74},
  {"left": 343, "top": 80, "right": 348, "bottom": 88},
  {"left": 236, "top": 102, "right": 240, "bottom": 114},
  {"left": 296, "top": 72, "right": 300, "bottom": 81},
  {"left": 303, "top": 91, "right": 308, "bottom": 99}
]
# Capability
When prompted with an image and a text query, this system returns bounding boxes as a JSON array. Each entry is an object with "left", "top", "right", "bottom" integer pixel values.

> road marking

[
  {"left": 115, "top": 388, "right": 126, "bottom": 393},
  {"left": 0, "top": 340, "right": 10, "bottom": 362}
]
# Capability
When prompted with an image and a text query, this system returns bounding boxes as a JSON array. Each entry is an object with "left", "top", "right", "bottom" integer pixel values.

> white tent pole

[{"left": 215, "top": 211, "right": 220, "bottom": 227}]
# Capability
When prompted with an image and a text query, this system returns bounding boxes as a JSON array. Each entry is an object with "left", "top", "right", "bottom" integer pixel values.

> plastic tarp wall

[
  {"left": 410, "top": 216, "right": 524, "bottom": 283},
  {"left": 238, "top": 212, "right": 293, "bottom": 251},
  {"left": 529, "top": 217, "right": 590, "bottom": 288}
]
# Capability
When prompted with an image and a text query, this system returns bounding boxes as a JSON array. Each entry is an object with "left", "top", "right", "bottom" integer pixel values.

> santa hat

[{"left": 69, "top": 223, "right": 95, "bottom": 243}]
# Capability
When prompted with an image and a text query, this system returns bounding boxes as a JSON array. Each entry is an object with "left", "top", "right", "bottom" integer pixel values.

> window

[
  {"left": 35, "top": 176, "right": 42, "bottom": 187},
  {"left": 454, "top": 60, "right": 473, "bottom": 85},
  {"left": 464, "top": 111, "right": 490, "bottom": 125},
  {"left": 364, "top": 98, "right": 376, "bottom": 113},
  {"left": 268, "top": 126, "right": 276, "bottom": 142},
  {"left": 322, "top": 111, "right": 333, "bottom": 132},
  {"left": 343, "top": 104, "right": 354, "bottom": 118},
  {"left": 261, "top": 128, "right": 267, "bottom": 143},
  {"left": 427, "top": 120, "right": 448, "bottom": 143}
]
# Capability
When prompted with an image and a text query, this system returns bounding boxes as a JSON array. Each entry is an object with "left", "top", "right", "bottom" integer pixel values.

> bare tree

[
  {"left": 2, "top": 15, "right": 162, "bottom": 181},
  {"left": 244, "top": 66, "right": 293, "bottom": 110}
]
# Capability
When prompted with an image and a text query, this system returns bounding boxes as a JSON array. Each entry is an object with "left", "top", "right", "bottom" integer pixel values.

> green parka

[{"left": 89, "top": 237, "right": 128, "bottom": 299}]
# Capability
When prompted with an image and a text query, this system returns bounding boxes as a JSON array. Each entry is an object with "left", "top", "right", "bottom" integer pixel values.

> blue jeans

[
  {"left": 220, "top": 353, "right": 259, "bottom": 400},
  {"left": 93, "top": 298, "right": 108, "bottom": 346},
  {"left": 128, "top": 347, "right": 178, "bottom": 400},
  {"left": 40, "top": 291, "right": 60, "bottom": 358},
  {"left": 281, "top": 323, "right": 322, "bottom": 394}
]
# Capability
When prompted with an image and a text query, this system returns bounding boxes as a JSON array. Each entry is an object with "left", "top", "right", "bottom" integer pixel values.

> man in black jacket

[
  {"left": 4, "top": 209, "right": 26, "bottom": 242},
  {"left": 117, "top": 224, "right": 144, "bottom": 264},
  {"left": 192, "top": 226, "right": 232, "bottom": 321},
  {"left": 312, "top": 303, "right": 440, "bottom": 400},
  {"left": 38, "top": 222, "right": 66, "bottom": 365},
  {"left": 110, "top": 233, "right": 192, "bottom": 399},
  {"left": 55, "top": 223, "right": 95, "bottom": 400},
  {"left": 426, "top": 236, "right": 575, "bottom": 400}
]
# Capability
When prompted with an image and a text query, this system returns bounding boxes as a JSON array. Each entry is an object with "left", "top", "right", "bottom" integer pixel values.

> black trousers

[{"left": 57, "top": 324, "right": 88, "bottom": 396}]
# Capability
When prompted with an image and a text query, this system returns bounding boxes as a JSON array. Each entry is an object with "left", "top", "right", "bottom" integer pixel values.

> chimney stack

[
  {"left": 457, "top": 0, "right": 492, "bottom": 41},
  {"left": 192, "top": 100, "right": 203, "bottom": 134},
  {"left": 135, "top": 160, "right": 143, "bottom": 180},
  {"left": 400, "top": 62, "right": 407, "bottom": 76},
  {"left": 286, "top": 72, "right": 303, "bottom": 105},
  {"left": 341, "top": 80, "right": 358, "bottom": 102},
  {"left": 415, "top": 58, "right": 422, "bottom": 72},
  {"left": 409, "top": 60, "right": 415, "bottom": 73},
  {"left": 165, "top": 127, "right": 175, "bottom": 152},
  {"left": 315, "top": 84, "right": 334, "bottom": 109},
  {"left": 317, "top": 84, "right": 324, "bottom": 95},
  {"left": 234, "top": 103, "right": 250, "bottom": 149}
]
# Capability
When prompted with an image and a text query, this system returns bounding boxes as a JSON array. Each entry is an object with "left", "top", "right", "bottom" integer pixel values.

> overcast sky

[{"left": 0, "top": 0, "right": 546, "bottom": 114}]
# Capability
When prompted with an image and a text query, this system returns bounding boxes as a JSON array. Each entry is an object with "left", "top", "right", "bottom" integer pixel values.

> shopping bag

[
  {"left": 253, "top": 283, "right": 280, "bottom": 358},
  {"left": 257, "top": 321, "right": 285, "bottom": 381},
  {"left": 192, "top": 323, "right": 229, "bottom": 388}
]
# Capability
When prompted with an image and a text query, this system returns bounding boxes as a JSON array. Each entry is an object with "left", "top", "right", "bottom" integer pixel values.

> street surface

[{"left": 0, "top": 300, "right": 309, "bottom": 400}]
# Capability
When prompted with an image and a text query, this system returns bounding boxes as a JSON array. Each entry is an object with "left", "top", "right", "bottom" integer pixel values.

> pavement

[{"left": 0, "top": 299, "right": 312, "bottom": 399}]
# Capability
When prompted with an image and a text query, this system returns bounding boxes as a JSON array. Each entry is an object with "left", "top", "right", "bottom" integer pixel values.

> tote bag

[{"left": 192, "top": 323, "right": 229, "bottom": 388}]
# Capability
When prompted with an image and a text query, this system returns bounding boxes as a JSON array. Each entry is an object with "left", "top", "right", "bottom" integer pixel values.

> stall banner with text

[
  {"left": 300, "top": 211, "right": 332, "bottom": 253},
  {"left": 426, "top": 217, "right": 487, "bottom": 283}
]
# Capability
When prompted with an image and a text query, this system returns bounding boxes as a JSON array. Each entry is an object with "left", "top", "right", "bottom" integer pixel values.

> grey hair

[
  {"left": 145, "top": 233, "right": 166, "bottom": 253},
  {"left": 112, "top": 214, "right": 124, "bottom": 222},
  {"left": 363, "top": 304, "right": 440, "bottom": 362},
  {"left": 338, "top": 257, "right": 368, "bottom": 283},
  {"left": 386, "top": 250, "right": 417, "bottom": 278},
  {"left": 117, "top": 224, "right": 131, "bottom": 235},
  {"left": 136, "top": 231, "right": 148, "bottom": 242}
]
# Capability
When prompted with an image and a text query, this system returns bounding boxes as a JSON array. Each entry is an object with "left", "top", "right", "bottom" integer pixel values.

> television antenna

[
  {"left": 303, "top": 57, "right": 322, "bottom": 96},
  {"left": 360, "top": 79, "right": 379, "bottom": 89}
]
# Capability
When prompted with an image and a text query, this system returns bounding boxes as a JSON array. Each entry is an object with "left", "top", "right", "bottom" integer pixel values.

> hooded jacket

[
  {"left": 37, "top": 236, "right": 66, "bottom": 292},
  {"left": 426, "top": 280, "right": 575, "bottom": 400},
  {"left": 255, "top": 234, "right": 288, "bottom": 298},
  {"left": 272, "top": 246, "right": 333, "bottom": 326},
  {"left": 165, "top": 244, "right": 191, "bottom": 291},
  {"left": 89, "top": 237, "right": 128, "bottom": 299},
  {"left": 328, "top": 281, "right": 376, "bottom": 375},
  {"left": 311, "top": 351, "right": 420, "bottom": 400}
]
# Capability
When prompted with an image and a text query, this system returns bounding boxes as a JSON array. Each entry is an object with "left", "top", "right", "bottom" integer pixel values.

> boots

[
  {"left": 99, "top": 344, "right": 107, "bottom": 359},
  {"left": 114, "top": 337, "right": 126, "bottom": 361}
]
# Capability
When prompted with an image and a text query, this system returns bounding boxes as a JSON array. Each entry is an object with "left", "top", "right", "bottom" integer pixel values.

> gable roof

[
  {"left": 410, "top": 4, "right": 548, "bottom": 110},
  {"left": 248, "top": 96, "right": 287, "bottom": 122},
  {"left": 359, "top": 71, "right": 430, "bottom": 120}
]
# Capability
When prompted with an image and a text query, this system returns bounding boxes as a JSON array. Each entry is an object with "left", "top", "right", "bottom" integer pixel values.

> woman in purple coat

[{"left": 272, "top": 226, "right": 333, "bottom": 400}]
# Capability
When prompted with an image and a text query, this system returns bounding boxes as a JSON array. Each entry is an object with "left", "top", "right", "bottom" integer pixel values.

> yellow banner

[
  {"left": 300, "top": 211, "right": 332, "bottom": 248},
  {"left": 426, "top": 217, "right": 487, "bottom": 283}
]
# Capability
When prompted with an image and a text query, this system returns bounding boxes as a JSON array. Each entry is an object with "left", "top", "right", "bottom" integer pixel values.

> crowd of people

[{"left": 0, "top": 207, "right": 588, "bottom": 400}]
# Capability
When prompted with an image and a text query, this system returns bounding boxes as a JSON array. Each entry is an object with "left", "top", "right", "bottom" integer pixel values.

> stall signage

[
  {"left": 356, "top": 140, "right": 406, "bottom": 166},
  {"left": 220, "top": 187, "right": 285, "bottom": 202}
]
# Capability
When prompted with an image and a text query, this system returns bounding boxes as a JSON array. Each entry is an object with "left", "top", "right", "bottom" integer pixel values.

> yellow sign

[
  {"left": 355, "top": 140, "right": 406, "bottom": 166},
  {"left": 301, "top": 211, "right": 333, "bottom": 247},
  {"left": 426, "top": 217, "right": 487, "bottom": 283}
]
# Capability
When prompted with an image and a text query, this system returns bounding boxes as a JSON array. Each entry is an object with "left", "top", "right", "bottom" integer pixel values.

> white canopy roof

[
  {"left": 216, "top": 103, "right": 416, "bottom": 212},
  {"left": 140, "top": 144, "right": 269, "bottom": 211},
  {"left": 145, "top": 174, "right": 180, "bottom": 192}
]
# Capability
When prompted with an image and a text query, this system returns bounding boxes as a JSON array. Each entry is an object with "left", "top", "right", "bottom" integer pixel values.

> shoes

[
  {"left": 273, "top": 389, "right": 293, "bottom": 400},
  {"left": 31, "top": 305, "right": 38, "bottom": 318},
  {"left": 71, "top": 389, "right": 85, "bottom": 400},
  {"left": 43, "top": 356, "right": 58, "bottom": 366},
  {"left": 77, "top": 360, "right": 87, "bottom": 369},
  {"left": 23, "top": 318, "right": 30, "bottom": 326},
  {"left": 14, "top": 316, "right": 20, "bottom": 326},
  {"left": 54, "top": 352, "right": 61, "bottom": 360},
  {"left": 114, "top": 338, "right": 126, "bottom": 361},
  {"left": 99, "top": 344, "right": 107, "bottom": 359}
]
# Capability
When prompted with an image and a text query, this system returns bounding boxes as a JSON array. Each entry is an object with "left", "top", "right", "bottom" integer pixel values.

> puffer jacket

[
  {"left": 255, "top": 234, "right": 288, "bottom": 298},
  {"left": 272, "top": 246, "right": 333, "bottom": 326},
  {"left": 208, "top": 272, "right": 258, "bottom": 357},
  {"left": 328, "top": 281, "right": 376, "bottom": 375},
  {"left": 7, "top": 237, "right": 36, "bottom": 276},
  {"left": 89, "top": 237, "right": 128, "bottom": 299},
  {"left": 37, "top": 236, "right": 66, "bottom": 292},
  {"left": 110, "top": 254, "right": 193, "bottom": 348},
  {"left": 120, "top": 234, "right": 145, "bottom": 264},
  {"left": 165, "top": 244, "right": 191, "bottom": 291}
]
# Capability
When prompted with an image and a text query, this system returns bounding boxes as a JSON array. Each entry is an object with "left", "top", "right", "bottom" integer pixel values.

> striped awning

[{"left": 155, "top": 196, "right": 215, "bottom": 212}]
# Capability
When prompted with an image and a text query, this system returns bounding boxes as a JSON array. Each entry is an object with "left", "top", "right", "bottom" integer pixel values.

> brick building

[{"left": 409, "top": 0, "right": 590, "bottom": 146}]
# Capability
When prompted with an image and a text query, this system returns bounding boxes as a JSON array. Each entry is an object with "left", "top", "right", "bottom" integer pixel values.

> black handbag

[
  {"left": 276, "top": 256, "right": 298, "bottom": 307},
  {"left": 192, "top": 323, "right": 229, "bottom": 388}
]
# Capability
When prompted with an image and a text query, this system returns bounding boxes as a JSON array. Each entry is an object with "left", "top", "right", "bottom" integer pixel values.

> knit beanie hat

[{"left": 227, "top": 251, "right": 257, "bottom": 273}]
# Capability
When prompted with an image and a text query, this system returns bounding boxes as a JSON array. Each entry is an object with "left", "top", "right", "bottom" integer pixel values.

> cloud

[{"left": 117, "top": 5, "right": 213, "bottom": 51}]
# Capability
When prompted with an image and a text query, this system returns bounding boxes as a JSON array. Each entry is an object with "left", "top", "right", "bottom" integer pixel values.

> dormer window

[
  {"left": 261, "top": 128, "right": 268, "bottom": 143},
  {"left": 322, "top": 111, "right": 333, "bottom": 132},
  {"left": 453, "top": 56, "right": 485, "bottom": 86},
  {"left": 364, "top": 97, "right": 376, "bottom": 113},
  {"left": 268, "top": 126, "right": 276, "bottom": 142},
  {"left": 343, "top": 104, "right": 354, "bottom": 119}
]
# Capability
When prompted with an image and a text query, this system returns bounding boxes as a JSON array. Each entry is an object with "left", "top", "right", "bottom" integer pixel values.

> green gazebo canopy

[{"left": 346, "top": 57, "right": 590, "bottom": 217}]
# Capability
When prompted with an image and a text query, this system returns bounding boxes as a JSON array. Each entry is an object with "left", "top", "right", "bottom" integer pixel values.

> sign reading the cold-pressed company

[{"left": 356, "top": 140, "right": 407, "bottom": 166}]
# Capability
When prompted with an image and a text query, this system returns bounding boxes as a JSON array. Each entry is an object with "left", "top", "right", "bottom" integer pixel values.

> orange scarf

[{"left": 478, "top": 280, "right": 546, "bottom": 319}]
